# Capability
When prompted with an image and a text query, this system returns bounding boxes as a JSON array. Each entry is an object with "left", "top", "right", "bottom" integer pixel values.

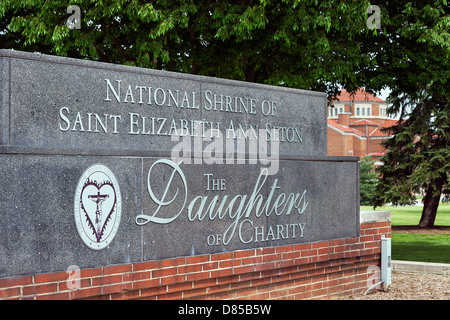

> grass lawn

[
  {"left": 360, "top": 203, "right": 450, "bottom": 226},
  {"left": 361, "top": 203, "right": 450, "bottom": 263},
  {"left": 391, "top": 233, "right": 450, "bottom": 264}
]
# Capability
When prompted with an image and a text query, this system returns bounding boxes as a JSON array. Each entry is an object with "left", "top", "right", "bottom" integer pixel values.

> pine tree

[
  {"left": 362, "top": 1, "right": 450, "bottom": 227},
  {"left": 375, "top": 97, "right": 449, "bottom": 227},
  {"left": 360, "top": 156, "right": 378, "bottom": 206}
]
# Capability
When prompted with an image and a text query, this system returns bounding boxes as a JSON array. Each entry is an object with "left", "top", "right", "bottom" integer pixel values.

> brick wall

[
  {"left": 0, "top": 215, "right": 390, "bottom": 300},
  {"left": 369, "top": 137, "right": 387, "bottom": 155},
  {"left": 327, "top": 128, "right": 346, "bottom": 156}
]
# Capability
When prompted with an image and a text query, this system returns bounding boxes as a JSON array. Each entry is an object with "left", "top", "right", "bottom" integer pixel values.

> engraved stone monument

[{"left": 0, "top": 50, "right": 359, "bottom": 278}]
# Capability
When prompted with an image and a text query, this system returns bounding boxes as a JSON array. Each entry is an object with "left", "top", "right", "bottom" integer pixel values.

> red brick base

[{"left": 0, "top": 220, "right": 390, "bottom": 300}]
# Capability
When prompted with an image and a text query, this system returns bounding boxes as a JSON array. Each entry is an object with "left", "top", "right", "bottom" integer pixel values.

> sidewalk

[{"left": 392, "top": 260, "right": 450, "bottom": 275}]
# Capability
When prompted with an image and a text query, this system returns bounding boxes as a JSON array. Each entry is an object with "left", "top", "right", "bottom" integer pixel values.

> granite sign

[{"left": 0, "top": 50, "right": 359, "bottom": 278}]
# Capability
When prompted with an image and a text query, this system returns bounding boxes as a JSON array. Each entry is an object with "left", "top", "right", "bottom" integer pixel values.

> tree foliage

[
  {"left": 358, "top": 1, "right": 449, "bottom": 115},
  {"left": 360, "top": 156, "right": 379, "bottom": 206},
  {"left": 0, "top": 0, "right": 371, "bottom": 96},
  {"left": 365, "top": 1, "right": 450, "bottom": 227}
]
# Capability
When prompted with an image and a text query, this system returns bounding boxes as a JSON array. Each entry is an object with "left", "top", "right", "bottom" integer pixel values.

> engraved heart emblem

[
  {"left": 80, "top": 179, "right": 116, "bottom": 242},
  {"left": 74, "top": 164, "right": 122, "bottom": 250}
]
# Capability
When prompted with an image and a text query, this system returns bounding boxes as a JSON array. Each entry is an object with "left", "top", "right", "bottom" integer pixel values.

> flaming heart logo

[
  {"left": 74, "top": 164, "right": 122, "bottom": 250},
  {"left": 80, "top": 179, "right": 116, "bottom": 242}
]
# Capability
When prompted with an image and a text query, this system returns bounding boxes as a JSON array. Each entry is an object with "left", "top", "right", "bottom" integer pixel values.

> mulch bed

[
  {"left": 340, "top": 271, "right": 450, "bottom": 300},
  {"left": 341, "top": 225, "right": 450, "bottom": 300}
]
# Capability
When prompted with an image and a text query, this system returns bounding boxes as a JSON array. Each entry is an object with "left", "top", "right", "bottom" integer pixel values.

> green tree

[
  {"left": 374, "top": 101, "right": 449, "bottom": 227},
  {"left": 365, "top": 1, "right": 450, "bottom": 227},
  {"left": 2, "top": 0, "right": 449, "bottom": 227},
  {"left": 0, "top": 0, "right": 371, "bottom": 96},
  {"left": 360, "top": 156, "right": 378, "bottom": 206}
]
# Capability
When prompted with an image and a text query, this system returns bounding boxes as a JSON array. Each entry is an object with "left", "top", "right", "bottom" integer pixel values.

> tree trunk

[{"left": 418, "top": 178, "right": 444, "bottom": 228}]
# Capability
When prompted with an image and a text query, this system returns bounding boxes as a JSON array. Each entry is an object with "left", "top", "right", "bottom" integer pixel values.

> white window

[
  {"left": 355, "top": 104, "right": 372, "bottom": 117},
  {"left": 329, "top": 107, "right": 337, "bottom": 117},
  {"left": 329, "top": 104, "right": 344, "bottom": 118},
  {"left": 380, "top": 105, "right": 388, "bottom": 118}
]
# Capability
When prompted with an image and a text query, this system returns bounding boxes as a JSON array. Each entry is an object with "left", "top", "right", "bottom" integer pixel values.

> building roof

[
  {"left": 350, "top": 119, "right": 380, "bottom": 127},
  {"left": 327, "top": 119, "right": 366, "bottom": 137},
  {"left": 369, "top": 153, "right": 385, "bottom": 157},
  {"left": 328, "top": 118, "right": 399, "bottom": 138},
  {"left": 370, "top": 119, "right": 399, "bottom": 137},
  {"left": 336, "top": 89, "right": 385, "bottom": 103}
]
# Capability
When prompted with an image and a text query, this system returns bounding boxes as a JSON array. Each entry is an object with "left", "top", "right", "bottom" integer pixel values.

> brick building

[{"left": 327, "top": 89, "right": 397, "bottom": 163}]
